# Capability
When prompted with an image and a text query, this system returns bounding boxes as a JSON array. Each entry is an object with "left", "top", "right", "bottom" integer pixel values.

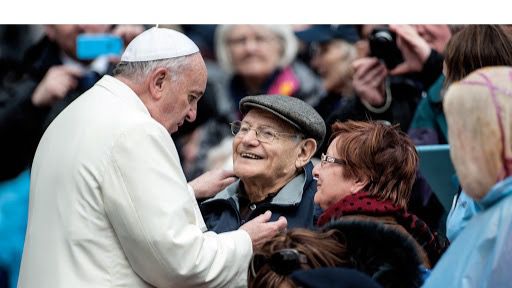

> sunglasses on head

[{"left": 250, "top": 248, "right": 308, "bottom": 278}]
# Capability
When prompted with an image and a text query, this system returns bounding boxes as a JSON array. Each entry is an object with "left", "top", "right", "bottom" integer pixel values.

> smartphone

[{"left": 76, "top": 34, "right": 123, "bottom": 60}]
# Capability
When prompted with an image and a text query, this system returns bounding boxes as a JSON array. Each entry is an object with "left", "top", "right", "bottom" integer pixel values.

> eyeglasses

[
  {"left": 320, "top": 153, "right": 346, "bottom": 167},
  {"left": 230, "top": 121, "right": 302, "bottom": 143},
  {"left": 250, "top": 249, "right": 308, "bottom": 278},
  {"left": 227, "top": 34, "right": 277, "bottom": 47}
]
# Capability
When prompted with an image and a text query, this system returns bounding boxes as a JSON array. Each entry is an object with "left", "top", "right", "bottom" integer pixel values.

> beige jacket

[{"left": 18, "top": 76, "right": 252, "bottom": 288}]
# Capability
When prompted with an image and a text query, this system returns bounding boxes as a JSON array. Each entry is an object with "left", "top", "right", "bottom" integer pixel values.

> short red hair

[{"left": 329, "top": 120, "right": 418, "bottom": 208}]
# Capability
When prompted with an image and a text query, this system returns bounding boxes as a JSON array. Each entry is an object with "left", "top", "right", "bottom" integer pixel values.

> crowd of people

[{"left": 1, "top": 24, "right": 511, "bottom": 288}]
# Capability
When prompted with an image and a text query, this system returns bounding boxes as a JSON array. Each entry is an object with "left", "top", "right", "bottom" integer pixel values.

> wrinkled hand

[
  {"left": 240, "top": 211, "right": 287, "bottom": 249},
  {"left": 31, "top": 65, "right": 83, "bottom": 107},
  {"left": 389, "top": 24, "right": 432, "bottom": 76},
  {"left": 352, "top": 57, "right": 387, "bottom": 106},
  {"left": 189, "top": 169, "right": 237, "bottom": 199}
]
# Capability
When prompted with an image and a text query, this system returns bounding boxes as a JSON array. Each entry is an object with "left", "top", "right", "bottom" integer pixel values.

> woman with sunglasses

[{"left": 312, "top": 120, "right": 447, "bottom": 268}]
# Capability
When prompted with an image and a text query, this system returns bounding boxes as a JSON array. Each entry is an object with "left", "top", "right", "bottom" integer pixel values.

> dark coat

[
  {"left": 324, "top": 219, "right": 428, "bottom": 288},
  {"left": 0, "top": 37, "right": 106, "bottom": 180},
  {"left": 200, "top": 161, "right": 319, "bottom": 233}
]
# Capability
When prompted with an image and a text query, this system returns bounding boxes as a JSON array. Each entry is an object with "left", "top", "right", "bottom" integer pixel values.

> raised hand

[
  {"left": 31, "top": 65, "right": 83, "bottom": 107},
  {"left": 352, "top": 57, "right": 387, "bottom": 106},
  {"left": 189, "top": 169, "right": 237, "bottom": 199},
  {"left": 389, "top": 24, "right": 431, "bottom": 76}
]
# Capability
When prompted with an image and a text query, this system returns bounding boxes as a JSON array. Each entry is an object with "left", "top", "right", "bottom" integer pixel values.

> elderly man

[
  {"left": 201, "top": 95, "right": 326, "bottom": 232},
  {"left": 18, "top": 28, "right": 286, "bottom": 288}
]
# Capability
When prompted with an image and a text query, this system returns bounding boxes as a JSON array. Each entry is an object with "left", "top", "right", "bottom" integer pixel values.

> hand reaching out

[
  {"left": 31, "top": 65, "right": 83, "bottom": 107},
  {"left": 189, "top": 169, "right": 237, "bottom": 199},
  {"left": 240, "top": 211, "right": 287, "bottom": 249}
]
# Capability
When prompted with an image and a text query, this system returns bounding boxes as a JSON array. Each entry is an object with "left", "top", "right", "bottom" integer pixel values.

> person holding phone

[
  {"left": 0, "top": 25, "right": 144, "bottom": 181},
  {"left": 17, "top": 27, "right": 287, "bottom": 288}
]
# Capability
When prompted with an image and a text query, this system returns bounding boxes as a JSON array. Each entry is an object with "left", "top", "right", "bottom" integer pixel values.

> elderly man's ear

[
  {"left": 147, "top": 67, "right": 169, "bottom": 101},
  {"left": 294, "top": 139, "right": 317, "bottom": 168}
]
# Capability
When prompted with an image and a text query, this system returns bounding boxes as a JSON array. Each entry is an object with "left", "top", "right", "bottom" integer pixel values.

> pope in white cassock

[{"left": 17, "top": 27, "right": 287, "bottom": 288}]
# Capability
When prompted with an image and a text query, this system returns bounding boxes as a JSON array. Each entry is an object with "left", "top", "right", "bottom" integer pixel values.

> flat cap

[{"left": 240, "top": 94, "right": 326, "bottom": 147}]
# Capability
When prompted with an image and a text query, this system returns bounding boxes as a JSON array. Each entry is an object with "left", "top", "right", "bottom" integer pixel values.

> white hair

[
  {"left": 214, "top": 25, "right": 299, "bottom": 75},
  {"left": 113, "top": 53, "right": 198, "bottom": 84}
]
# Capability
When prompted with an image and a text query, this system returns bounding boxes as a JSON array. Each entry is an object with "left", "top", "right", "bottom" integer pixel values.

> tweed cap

[{"left": 239, "top": 94, "right": 326, "bottom": 147}]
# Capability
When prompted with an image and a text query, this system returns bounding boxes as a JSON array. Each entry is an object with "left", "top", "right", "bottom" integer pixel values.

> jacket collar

[
  {"left": 96, "top": 75, "right": 150, "bottom": 117},
  {"left": 204, "top": 161, "right": 313, "bottom": 206},
  {"left": 478, "top": 176, "right": 512, "bottom": 209}
]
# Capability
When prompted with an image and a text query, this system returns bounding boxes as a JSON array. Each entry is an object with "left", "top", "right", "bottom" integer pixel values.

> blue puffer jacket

[{"left": 200, "top": 162, "right": 319, "bottom": 233}]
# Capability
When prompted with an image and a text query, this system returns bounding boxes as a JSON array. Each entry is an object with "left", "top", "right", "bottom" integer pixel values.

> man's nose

[
  {"left": 185, "top": 107, "right": 197, "bottom": 122},
  {"left": 240, "top": 129, "right": 259, "bottom": 145},
  {"left": 312, "top": 162, "right": 321, "bottom": 178}
]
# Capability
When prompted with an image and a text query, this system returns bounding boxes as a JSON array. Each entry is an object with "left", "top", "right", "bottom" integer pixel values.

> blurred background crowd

[{"left": 1, "top": 24, "right": 512, "bottom": 288}]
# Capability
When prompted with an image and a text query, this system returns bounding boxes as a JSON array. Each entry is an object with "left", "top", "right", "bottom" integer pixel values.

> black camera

[{"left": 369, "top": 27, "right": 404, "bottom": 70}]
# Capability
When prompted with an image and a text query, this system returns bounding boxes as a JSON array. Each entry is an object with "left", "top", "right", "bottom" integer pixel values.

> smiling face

[
  {"left": 233, "top": 109, "right": 302, "bottom": 187},
  {"left": 312, "top": 135, "right": 361, "bottom": 210},
  {"left": 226, "top": 25, "right": 283, "bottom": 80}
]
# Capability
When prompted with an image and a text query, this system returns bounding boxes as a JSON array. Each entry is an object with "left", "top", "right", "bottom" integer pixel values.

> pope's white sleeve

[{"left": 102, "top": 122, "right": 252, "bottom": 288}]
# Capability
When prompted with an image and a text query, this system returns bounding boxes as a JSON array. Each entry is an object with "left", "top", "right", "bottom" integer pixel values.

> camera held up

[{"left": 369, "top": 27, "right": 404, "bottom": 70}]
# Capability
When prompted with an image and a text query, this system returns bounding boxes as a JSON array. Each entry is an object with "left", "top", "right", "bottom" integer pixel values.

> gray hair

[
  {"left": 214, "top": 25, "right": 298, "bottom": 75},
  {"left": 113, "top": 53, "right": 197, "bottom": 84}
]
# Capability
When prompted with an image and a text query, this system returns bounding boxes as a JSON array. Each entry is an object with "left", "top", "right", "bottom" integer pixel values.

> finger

[
  {"left": 252, "top": 210, "right": 272, "bottom": 223},
  {"left": 354, "top": 58, "right": 381, "bottom": 79},
  {"left": 68, "top": 76, "right": 79, "bottom": 90},
  {"left": 221, "top": 176, "right": 237, "bottom": 186},
  {"left": 389, "top": 63, "right": 410, "bottom": 76},
  {"left": 220, "top": 169, "right": 236, "bottom": 178},
  {"left": 390, "top": 24, "right": 414, "bottom": 41},
  {"left": 353, "top": 57, "right": 377, "bottom": 72},
  {"left": 360, "top": 63, "right": 387, "bottom": 85},
  {"left": 62, "top": 66, "right": 84, "bottom": 78},
  {"left": 274, "top": 216, "right": 288, "bottom": 231},
  {"left": 53, "top": 84, "right": 69, "bottom": 99}
]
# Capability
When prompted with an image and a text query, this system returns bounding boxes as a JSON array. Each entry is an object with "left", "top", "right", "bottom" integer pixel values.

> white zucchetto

[{"left": 121, "top": 27, "right": 199, "bottom": 62}]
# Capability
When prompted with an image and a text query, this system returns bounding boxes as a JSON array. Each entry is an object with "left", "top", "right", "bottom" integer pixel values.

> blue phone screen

[{"left": 76, "top": 34, "right": 123, "bottom": 60}]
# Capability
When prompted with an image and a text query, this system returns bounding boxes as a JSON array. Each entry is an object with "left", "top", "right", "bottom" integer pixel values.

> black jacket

[
  {"left": 324, "top": 219, "right": 428, "bottom": 288},
  {"left": 0, "top": 37, "right": 104, "bottom": 180}
]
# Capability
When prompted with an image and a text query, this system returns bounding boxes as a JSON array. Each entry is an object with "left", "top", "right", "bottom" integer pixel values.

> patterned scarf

[{"left": 317, "top": 191, "right": 448, "bottom": 265}]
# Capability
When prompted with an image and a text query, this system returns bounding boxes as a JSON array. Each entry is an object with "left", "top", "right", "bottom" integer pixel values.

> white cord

[{"left": 361, "top": 78, "right": 392, "bottom": 114}]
